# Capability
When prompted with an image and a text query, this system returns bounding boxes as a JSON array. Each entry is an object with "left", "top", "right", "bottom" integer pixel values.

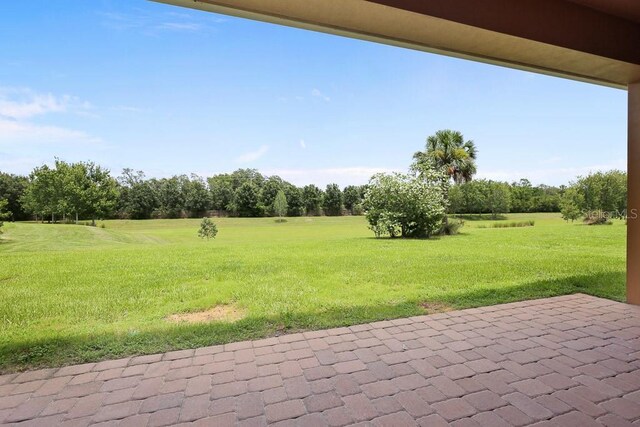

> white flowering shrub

[{"left": 364, "top": 172, "right": 446, "bottom": 238}]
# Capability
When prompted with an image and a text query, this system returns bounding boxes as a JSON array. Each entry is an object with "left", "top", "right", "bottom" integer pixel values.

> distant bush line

[{"left": 0, "top": 161, "right": 627, "bottom": 224}]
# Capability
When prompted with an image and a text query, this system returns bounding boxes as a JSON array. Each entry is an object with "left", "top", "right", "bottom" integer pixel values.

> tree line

[
  {"left": 0, "top": 129, "right": 628, "bottom": 228},
  {"left": 449, "top": 179, "right": 564, "bottom": 218},
  {"left": 0, "top": 161, "right": 368, "bottom": 222}
]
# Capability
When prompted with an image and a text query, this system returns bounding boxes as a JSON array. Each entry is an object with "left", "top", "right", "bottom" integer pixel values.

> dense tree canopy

[
  {"left": 323, "top": 184, "right": 343, "bottom": 216},
  {"left": 0, "top": 173, "right": 29, "bottom": 221},
  {"left": 0, "top": 150, "right": 626, "bottom": 225},
  {"left": 21, "top": 160, "right": 118, "bottom": 223},
  {"left": 560, "top": 170, "right": 627, "bottom": 222},
  {"left": 0, "top": 199, "right": 9, "bottom": 233}
]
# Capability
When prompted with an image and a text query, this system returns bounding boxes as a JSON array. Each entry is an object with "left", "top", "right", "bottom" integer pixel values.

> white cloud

[
  {"left": 111, "top": 105, "right": 148, "bottom": 113},
  {"left": 236, "top": 145, "right": 269, "bottom": 163},
  {"left": 157, "top": 22, "right": 202, "bottom": 32},
  {"left": 0, "top": 87, "right": 94, "bottom": 120},
  {"left": 311, "top": 89, "right": 330, "bottom": 102},
  {"left": 299, "top": 139, "right": 306, "bottom": 149},
  {"left": 0, "top": 88, "right": 102, "bottom": 149},
  {"left": 264, "top": 166, "right": 398, "bottom": 187},
  {"left": 99, "top": 10, "right": 222, "bottom": 34},
  {"left": 0, "top": 119, "right": 102, "bottom": 145},
  {"left": 477, "top": 159, "right": 626, "bottom": 185}
]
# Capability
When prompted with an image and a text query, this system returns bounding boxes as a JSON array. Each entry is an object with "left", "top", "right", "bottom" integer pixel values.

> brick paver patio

[{"left": 1, "top": 294, "right": 640, "bottom": 426}]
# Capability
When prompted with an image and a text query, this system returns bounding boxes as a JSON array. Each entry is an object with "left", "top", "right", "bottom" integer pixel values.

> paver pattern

[{"left": 1, "top": 293, "right": 640, "bottom": 426}]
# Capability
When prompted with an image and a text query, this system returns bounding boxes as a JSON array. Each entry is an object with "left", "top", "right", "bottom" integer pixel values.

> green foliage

[
  {"left": 0, "top": 173, "right": 29, "bottom": 220},
  {"left": 261, "top": 176, "right": 284, "bottom": 215},
  {"left": 365, "top": 172, "right": 446, "bottom": 238},
  {"left": 197, "top": 217, "right": 218, "bottom": 240},
  {"left": 273, "top": 190, "right": 288, "bottom": 220},
  {"left": 283, "top": 184, "right": 304, "bottom": 217},
  {"left": 21, "top": 160, "right": 119, "bottom": 223},
  {"left": 323, "top": 184, "right": 343, "bottom": 216},
  {"left": 440, "top": 218, "right": 464, "bottom": 235},
  {"left": 117, "top": 169, "right": 158, "bottom": 219},
  {"left": 231, "top": 182, "right": 262, "bottom": 217},
  {"left": 207, "top": 174, "right": 234, "bottom": 211},
  {"left": 0, "top": 199, "right": 9, "bottom": 233},
  {"left": 484, "top": 220, "right": 535, "bottom": 228},
  {"left": 449, "top": 179, "right": 511, "bottom": 218},
  {"left": 576, "top": 170, "right": 627, "bottom": 218},
  {"left": 450, "top": 178, "right": 562, "bottom": 215},
  {"left": 412, "top": 129, "right": 477, "bottom": 184},
  {"left": 584, "top": 213, "right": 613, "bottom": 225},
  {"left": 183, "top": 174, "right": 211, "bottom": 215},
  {"left": 343, "top": 185, "right": 367, "bottom": 214},
  {"left": 560, "top": 187, "right": 584, "bottom": 222},
  {"left": 559, "top": 170, "right": 626, "bottom": 224},
  {"left": 302, "top": 184, "right": 323, "bottom": 216}
]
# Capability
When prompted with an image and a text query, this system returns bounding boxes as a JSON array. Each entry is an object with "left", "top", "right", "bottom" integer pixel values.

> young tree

[
  {"left": 77, "top": 162, "right": 119, "bottom": 225},
  {"left": 365, "top": 172, "right": 446, "bottom": 238},
  {"left": 323, "top": 183, "right": 343, "bottom": 216},
  {"left": 198, "top": 217, "right": 218, "bottom": 240},
  {"left": 261, "top": 176, "right": 284, "bottom": 215},
  {"left": 485, "top": 181, "right": 512, "bottom": 219},
  {"left": 22, "top": 164, "right": 61, "bottom": 222},
  {"left": 273, "top": 190, "right": 288, "bottom": 221},
  {"left": 560, "top": 186, "right": 585, "bottom": 222}
]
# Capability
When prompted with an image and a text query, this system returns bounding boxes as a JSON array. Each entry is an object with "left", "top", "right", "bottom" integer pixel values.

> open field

[{"left": 0, "top": 213, "right": 625, "bottom": 372}]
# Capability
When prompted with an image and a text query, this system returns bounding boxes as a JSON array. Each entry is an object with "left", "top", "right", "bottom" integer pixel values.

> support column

[{"left": 628, "top": 82, "right": 640, "bottom": 305}]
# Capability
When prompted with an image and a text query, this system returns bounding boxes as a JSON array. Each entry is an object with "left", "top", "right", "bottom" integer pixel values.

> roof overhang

[{"left": 152, "top": 0, "right": 640, "bottom": 89}]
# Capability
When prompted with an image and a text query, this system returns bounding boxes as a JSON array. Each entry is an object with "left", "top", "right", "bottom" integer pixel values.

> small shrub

[
  {"left": 352, "top": 203, "right": 365, "bottom": 216},
  {"left": 584, "top": 214, "right": 612, "bottom": 226},
  {"left": 491, "top": 220, "right": 535, "bottom": 228},
  {"left": 198, "top": 217, "right": 218, "bottom": 240},
  {"left": 440, "top": 219, "right": 464, "bottom": 235}
]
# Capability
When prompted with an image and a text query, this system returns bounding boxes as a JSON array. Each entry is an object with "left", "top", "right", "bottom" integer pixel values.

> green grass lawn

[{"left": 0, "top": 213, "right": 625, "bottom": 372}]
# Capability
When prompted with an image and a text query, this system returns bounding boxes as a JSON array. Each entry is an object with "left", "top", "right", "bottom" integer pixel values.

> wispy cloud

[
  {"left": 299, "top": 139, "right": 306, "bottom": 149},
  {"left": 0, "top": 119, "right": 102, "bottom": 146},
  {"left": 157, "top": 22, "right": 202, "bottom": 32},
  {"left": 111, "top": 105, "right": 148, "bottom": 113},
  {"left": 0, "top": 87, "right": 102, "bottom": 147},
  {"left": 236, "top": 145, "right": 269, "bottom": 163},
  {"left": 311, "top": 89, "right": 330, "bottom": 102},
  {"left": 0, "top": 87, "right": 92, "bottom": 120},
  {"left": 99, "top": 9, "right": 222, "bottom": 35}
]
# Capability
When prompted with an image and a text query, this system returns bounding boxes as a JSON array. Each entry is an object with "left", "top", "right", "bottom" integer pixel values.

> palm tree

[{"left": 412, "top": 129, "right": 477, "bottom": 184}]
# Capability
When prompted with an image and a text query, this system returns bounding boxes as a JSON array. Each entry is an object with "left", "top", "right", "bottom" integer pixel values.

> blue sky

[{"left": 0, "top": 0, "right": 628, "bottom": 187}]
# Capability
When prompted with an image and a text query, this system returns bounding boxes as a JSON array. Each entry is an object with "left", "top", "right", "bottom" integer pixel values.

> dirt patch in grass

[
  {"left": 419, "top": 301, "right": 454, "bottom": 314},
  {"left": 166, "top": 304, "right": 246, "bottom": 324}
]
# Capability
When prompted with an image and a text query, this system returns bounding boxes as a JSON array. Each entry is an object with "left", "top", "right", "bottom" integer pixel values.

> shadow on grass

[{"left": 0, "top": 271, "right": 625, "bottom": 373}]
